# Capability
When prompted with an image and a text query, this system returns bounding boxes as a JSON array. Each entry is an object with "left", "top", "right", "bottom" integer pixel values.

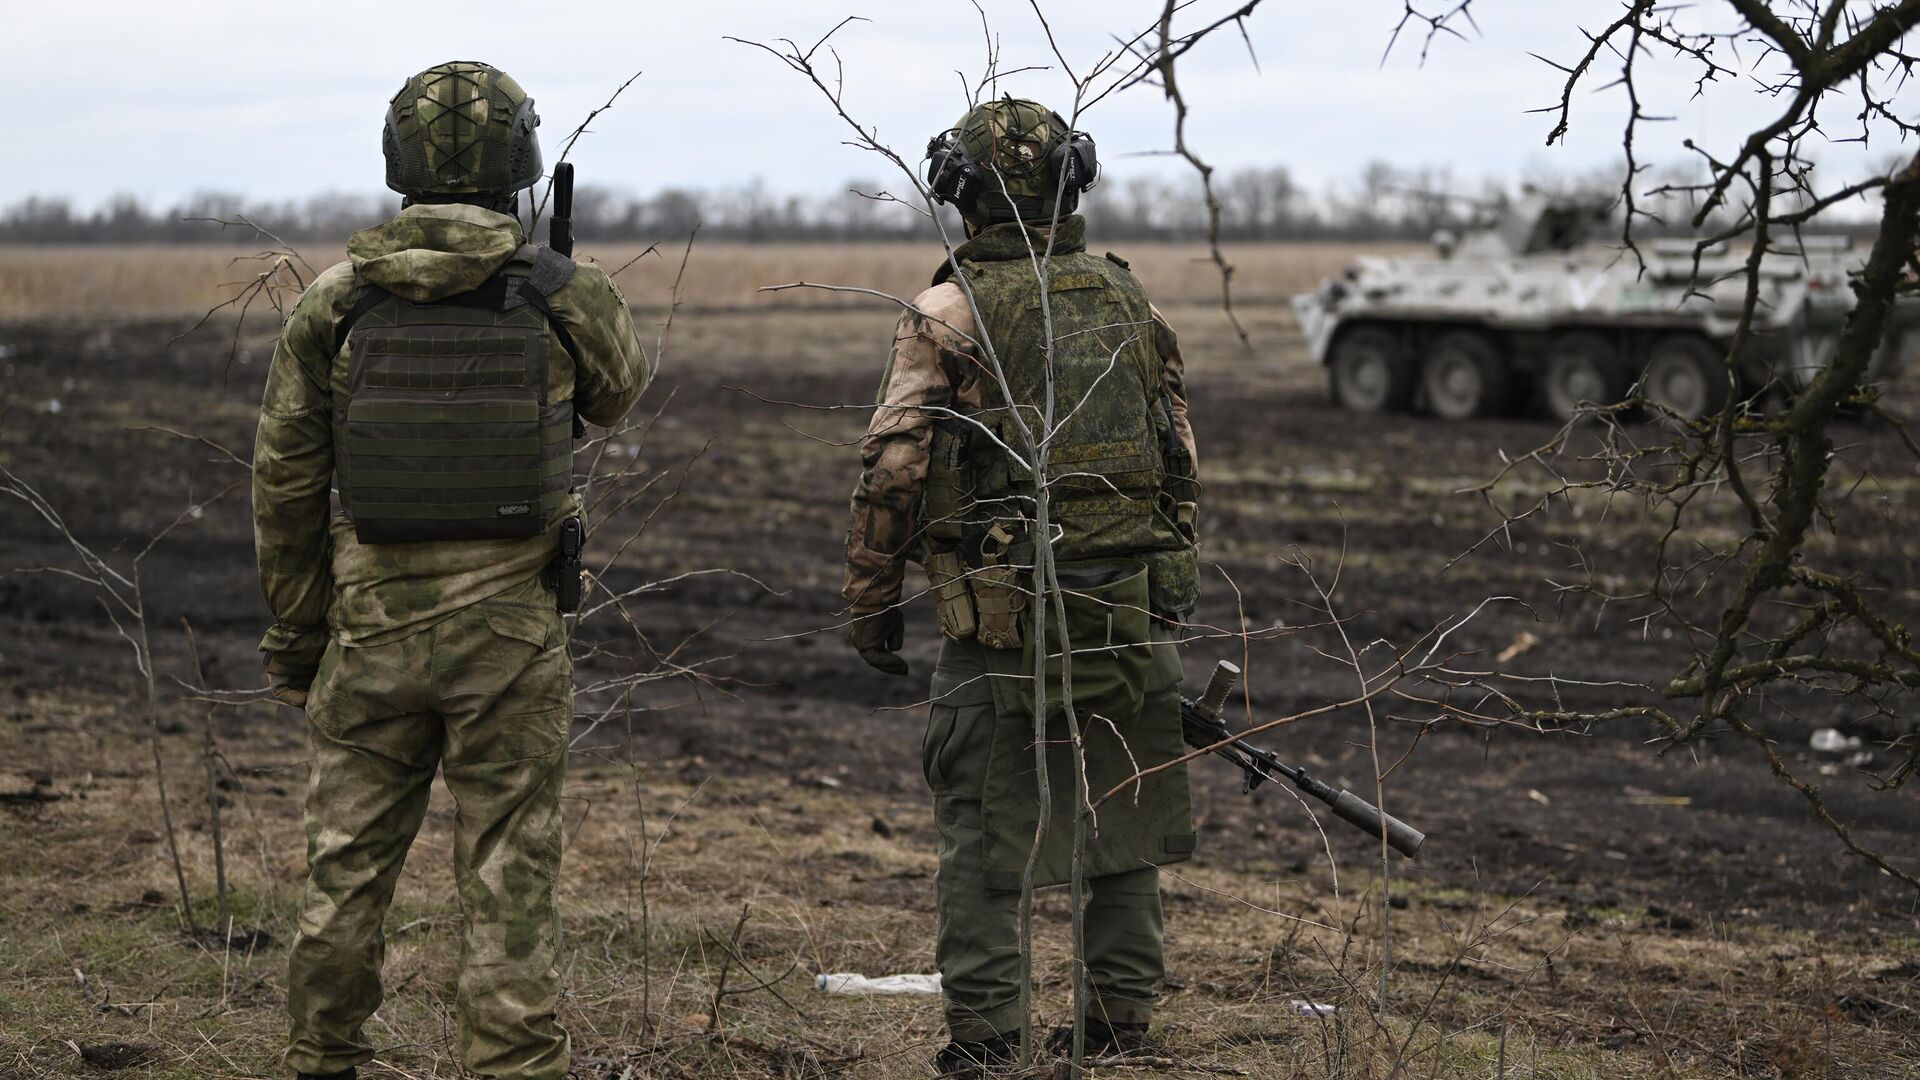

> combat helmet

[
  {"left": 925, "top": 96, "right": 1098, "bottom": 227},
  {"left": 383, "top": 61, "right": 542, "bottom": 201}
]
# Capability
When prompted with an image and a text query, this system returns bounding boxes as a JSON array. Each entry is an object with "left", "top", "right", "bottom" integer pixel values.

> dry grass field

[
  {"left": 0, "top": 240, "right": 1391, "bottom": 319},
  {"left": 1, "top": 243, "right": 1917, "bottom": 1079}
]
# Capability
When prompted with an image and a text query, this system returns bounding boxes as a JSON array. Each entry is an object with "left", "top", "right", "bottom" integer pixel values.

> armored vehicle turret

[{"left": 1292, "top": 193, "right": 1913, "bottom": 421}]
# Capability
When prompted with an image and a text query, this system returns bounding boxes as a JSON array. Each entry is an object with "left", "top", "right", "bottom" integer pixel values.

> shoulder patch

[{"left": 1104, "top": 251, "right": 1131, "bottom": 270}]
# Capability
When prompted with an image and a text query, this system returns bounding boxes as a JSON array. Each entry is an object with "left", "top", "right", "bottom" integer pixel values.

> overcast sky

[{"left": 6, "top": 1, "right": 1916, "bottom": 209}]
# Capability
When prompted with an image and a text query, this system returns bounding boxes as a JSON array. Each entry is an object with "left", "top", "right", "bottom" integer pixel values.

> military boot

[
  {"left": 932, "top": 1031, "right": 1020, "bottom": 1077},
  {"left": 295, "top": 1070, "right": 356, "bottom": 1080},
  {"left": 1046, "top": 1019, "right": 1151, "bottom": 1058}
]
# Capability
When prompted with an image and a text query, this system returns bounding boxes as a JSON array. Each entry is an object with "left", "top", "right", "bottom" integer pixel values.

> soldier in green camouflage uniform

[
  {"left": 842, "top": 99, "right": 1201, "bottom": 1075},
  {"left": 255, "top": 62, "right": 650, "bottom": 1080}
]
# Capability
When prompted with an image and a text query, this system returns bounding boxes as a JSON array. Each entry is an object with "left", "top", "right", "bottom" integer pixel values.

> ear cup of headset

[
  {"left": 1050, "top": 132, "right": 1100, "bottom": 198},
  {"left": 925, "top": 133, "right": 984, "bottom": 213}
]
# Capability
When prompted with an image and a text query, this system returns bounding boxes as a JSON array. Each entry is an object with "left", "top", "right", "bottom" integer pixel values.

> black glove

[{"left": 847, "top": 608, "right": 909, "bottom": 678}]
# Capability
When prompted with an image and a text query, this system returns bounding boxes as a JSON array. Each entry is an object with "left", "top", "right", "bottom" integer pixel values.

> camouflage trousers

[
  {"left": 284, "top": 575, "right": 572, "bottom": 1080},
  {"left": 924, "top": 636, "right": 1167, "bottom": 1043}
]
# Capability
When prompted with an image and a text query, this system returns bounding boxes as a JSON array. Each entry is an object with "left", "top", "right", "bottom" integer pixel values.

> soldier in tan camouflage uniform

[
  {"left": 843, "top": 99, "right": 1201, "bottom": 1075},
  {"left": 255, "top": 61, "right": 650, "bottom": 1080}
]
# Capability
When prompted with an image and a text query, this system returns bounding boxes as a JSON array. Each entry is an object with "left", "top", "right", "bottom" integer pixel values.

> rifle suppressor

[{"left": 1182, "top": 661, "right": 1427, "bottom": 859}]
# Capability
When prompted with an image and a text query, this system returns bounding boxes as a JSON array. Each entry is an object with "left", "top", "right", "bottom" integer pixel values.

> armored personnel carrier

[{"left": 1292, "top": 194, "right": 1911, "bottom": 421}]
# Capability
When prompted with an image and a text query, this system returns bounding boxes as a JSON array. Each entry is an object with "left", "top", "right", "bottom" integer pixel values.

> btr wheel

[
  {"left": 1421, "top": 330, "right": 1512, "bottom": 420},
  {"left": 1643, "top": 335, "right": 1729, "bottom": 421},
  {"left": 1542, "top": 331, "right": 1629, "bottom": 421},
  {"left": 1329, "top": 327, "right": 1415, "bottom": 414}
]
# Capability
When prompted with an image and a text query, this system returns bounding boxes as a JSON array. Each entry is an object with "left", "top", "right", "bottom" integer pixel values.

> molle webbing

[
  {"left": 333, "top": 247, "right": 580, "bottom": 360},
  {"left": 334, "top": 250, "right": 578, "bottom": 543}
]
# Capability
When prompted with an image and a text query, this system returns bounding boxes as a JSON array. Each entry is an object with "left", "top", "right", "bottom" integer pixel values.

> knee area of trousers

[
  {"left": 1090, "top": 865, "right": 1160, "bottom": 890},
  {"left": 933, "top": 794, "right": 984, "bottom": 830}
]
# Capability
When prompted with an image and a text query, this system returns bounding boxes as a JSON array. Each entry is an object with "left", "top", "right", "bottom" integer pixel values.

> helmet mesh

[{"left": 384, "top": 61, "right": 541, "bottom": 198}]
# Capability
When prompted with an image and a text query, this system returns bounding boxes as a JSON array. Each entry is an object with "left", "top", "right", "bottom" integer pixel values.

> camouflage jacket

[
  {"left": 842, "top": 216, "right": 1197, "bottom": 615},
  {"left": 254, "top": 202, "right": 651, "bottom": 676}
]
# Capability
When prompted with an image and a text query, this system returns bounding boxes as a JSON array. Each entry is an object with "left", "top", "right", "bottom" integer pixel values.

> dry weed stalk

[
  {"left": 1, "top": 459, "right": 245, "bottom": 934},
  {"left": 181, "top": 618, "right": 230, "bottom": 934}
]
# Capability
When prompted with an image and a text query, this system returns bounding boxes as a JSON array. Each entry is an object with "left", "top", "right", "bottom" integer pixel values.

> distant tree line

[
  {"left": 0, "top": 162, "right": 1507, "bottom": 245},
  {"left": 0, "top": 160, "right": 1859, "bottom": 245}
]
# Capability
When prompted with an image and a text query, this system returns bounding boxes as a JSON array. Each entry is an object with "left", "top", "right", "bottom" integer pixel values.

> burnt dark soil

[
  {"left": 4, "top": 304, "right": 1915, "bottom": 932},
  {"left": 1, "top": 302, "right": 1917, "bottom": 1076}
]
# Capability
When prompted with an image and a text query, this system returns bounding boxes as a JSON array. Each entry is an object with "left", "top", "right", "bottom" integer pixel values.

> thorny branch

[
  {"left": 531, "top": 69, "right": 645, "bottom": 233},
  {"left": 1149, "top": 1, "right": 1254, "bottom": 349},
  {"left": 1474, "top": 1, "right": 1920, "bottom": 891},
  {"left": 170, "top": 221, "right": 312, "bottom": 377},
  {"left": 1383, "top": 1, "right": 1480, "bottom": 68}
]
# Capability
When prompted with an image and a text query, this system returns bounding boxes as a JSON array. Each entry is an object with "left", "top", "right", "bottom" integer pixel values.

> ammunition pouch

[
  {"left": 969, "top": 523, "right": 1029, "bottom": 651},
  {"left": 925, "top": 549, "right": 978, "bottom": 641}
]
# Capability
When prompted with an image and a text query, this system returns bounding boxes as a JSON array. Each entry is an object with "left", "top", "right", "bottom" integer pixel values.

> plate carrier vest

[
  {"left": 330, "top": 245, "right": 579, "bottom": 544},
  {"left": 925, "top": 238, "right": 1197, "bottom": 579}
]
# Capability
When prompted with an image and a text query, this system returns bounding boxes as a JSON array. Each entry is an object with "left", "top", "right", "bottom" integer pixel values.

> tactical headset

[{"left": 923, "top": 127, "right": 1101, "bottom": 217}]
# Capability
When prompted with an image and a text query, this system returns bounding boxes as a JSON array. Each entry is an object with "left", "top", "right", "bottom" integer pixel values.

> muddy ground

[{"left": 1, "top": 294, "right": 1916, "bottom": 1078}]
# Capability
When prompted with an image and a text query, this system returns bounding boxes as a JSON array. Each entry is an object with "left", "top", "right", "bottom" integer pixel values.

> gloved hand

[
  {"left": 268, "top": 677, "right": 311, "bottom": 710},
  {"left": 266, "top": 653, "right": 318, "bottom": 711},
  {"left": 261, "top": 623, "right": 328, "bottom": 710},
  {"left": 847, "top": 608, "right": 909, "bottom": 678}
]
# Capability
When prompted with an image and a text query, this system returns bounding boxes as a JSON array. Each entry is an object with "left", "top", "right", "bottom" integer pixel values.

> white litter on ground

[
  {"left": 815, "top": 972, "right": 943, "bottom": 995},
  {"left": 1810, "top": 728, "right": 1864, "bottom": 753}
]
